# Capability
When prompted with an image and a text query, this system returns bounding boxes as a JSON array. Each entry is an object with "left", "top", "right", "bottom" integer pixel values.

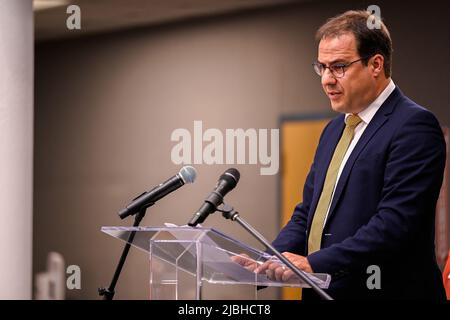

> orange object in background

[
  {"left": 280, "top": 117, "right": 330, "bottom": 299},
  {"left": 444, "top": 250, "right": 450, "bottom": 300}
]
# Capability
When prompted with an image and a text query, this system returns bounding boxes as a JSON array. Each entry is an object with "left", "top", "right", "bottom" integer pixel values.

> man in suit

[{"left": 256, "top": 10, "right": 446, "bottom": 299}]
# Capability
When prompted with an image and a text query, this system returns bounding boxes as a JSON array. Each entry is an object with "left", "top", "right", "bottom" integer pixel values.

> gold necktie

[{"left": 308, "top": 114, "right": 362, "bottom": 254}]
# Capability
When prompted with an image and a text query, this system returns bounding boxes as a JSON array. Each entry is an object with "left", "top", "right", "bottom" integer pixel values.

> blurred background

[{"left": 0, "top": 0, "right": 449, "bottom": 299}]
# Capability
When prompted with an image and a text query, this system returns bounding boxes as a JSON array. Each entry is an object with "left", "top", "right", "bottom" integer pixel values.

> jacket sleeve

[{"left": 271, "top": 164, "right": 315, "bottom": 256}]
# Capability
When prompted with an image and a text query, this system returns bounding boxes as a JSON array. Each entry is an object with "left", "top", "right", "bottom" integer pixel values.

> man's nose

[{"left": 321, "top": 68, "right": 337, "bottom": 87}]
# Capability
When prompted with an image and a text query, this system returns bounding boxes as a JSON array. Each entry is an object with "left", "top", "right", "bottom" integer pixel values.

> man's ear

[{"left": 370, "top": 54, "right": 385, "bottom": 78}]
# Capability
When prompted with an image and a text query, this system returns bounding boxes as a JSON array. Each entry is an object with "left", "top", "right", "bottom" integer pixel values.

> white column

[{"left": 0, "top": 0, "right": 33, "bottom": 299}]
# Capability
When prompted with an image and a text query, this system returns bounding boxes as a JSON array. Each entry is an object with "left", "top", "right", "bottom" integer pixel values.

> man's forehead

[{"left": 318, "top": 33, "right": 357, "bottom": 61}]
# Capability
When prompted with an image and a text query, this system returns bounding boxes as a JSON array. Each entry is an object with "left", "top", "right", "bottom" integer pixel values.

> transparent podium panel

[{"left": 102, "top": 226, "right": 331, "bottom": 300}]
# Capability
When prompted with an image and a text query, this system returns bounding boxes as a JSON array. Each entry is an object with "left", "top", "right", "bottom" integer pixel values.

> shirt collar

[{"left": 345, "top": 79, "right": 396, "bottom": 125}]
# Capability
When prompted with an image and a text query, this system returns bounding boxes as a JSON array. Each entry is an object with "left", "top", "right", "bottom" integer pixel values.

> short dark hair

[{"left": 316, "top": 10, "right": 392, "bottom": 77}]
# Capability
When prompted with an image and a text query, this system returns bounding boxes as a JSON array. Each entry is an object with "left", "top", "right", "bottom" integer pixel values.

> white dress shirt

[{"left": 322, "top": 79, "right": 396, "bottom": 227}]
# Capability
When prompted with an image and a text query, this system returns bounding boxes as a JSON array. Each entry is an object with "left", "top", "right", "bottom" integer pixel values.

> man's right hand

[{"left": 230, "top": 254, "right": 259, "bottom": 272}]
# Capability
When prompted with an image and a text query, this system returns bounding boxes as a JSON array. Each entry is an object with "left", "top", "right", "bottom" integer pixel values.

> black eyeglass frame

[{"left": 312, "top": 56, "right": 370, "bottom": 78}]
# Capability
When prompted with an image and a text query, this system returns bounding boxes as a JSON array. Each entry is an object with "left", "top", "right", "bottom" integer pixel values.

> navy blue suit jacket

[{"left": 272, "top": 87, "right": 446, "bottom": 299}]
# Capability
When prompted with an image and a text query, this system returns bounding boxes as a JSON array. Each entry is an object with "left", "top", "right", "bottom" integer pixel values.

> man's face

[{"left": 318, "top": 33, "right": 377, "bottom": 114}]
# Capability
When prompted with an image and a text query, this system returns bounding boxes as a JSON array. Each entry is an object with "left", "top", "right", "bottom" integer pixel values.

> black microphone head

[
  {"left": 179, "top": 166, "right": 197, "bottom": 184},
  {"left": 187, "top": 168, "right": 240, "bottom": 227},
  {"left": 221, "top": 168, "right": 240, "bottom": 186}
]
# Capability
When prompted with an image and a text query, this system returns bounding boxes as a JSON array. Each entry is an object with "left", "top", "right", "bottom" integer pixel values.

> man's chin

[{"left": 330, "top": 102, "right": 346, "bottom": 113}]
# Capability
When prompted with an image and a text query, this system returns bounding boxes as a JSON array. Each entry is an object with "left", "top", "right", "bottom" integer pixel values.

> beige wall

[{"left": 34, "top": 1, "right": 450, "bottom": 299}]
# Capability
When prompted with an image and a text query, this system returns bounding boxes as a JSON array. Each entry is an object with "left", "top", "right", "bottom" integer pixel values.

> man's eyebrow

[{"left": 317, "top": 58, "right": 349, "bottom": 65}]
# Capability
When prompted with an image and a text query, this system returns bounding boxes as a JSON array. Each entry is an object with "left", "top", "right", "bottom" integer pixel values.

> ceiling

[{"left": 34, "top": 0, "right": 303, "bottom": 41}]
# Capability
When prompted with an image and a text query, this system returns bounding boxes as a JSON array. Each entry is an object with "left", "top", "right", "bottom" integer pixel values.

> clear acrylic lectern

[{"left": 102, "top": 226, "right": 330, "bottom": 300}]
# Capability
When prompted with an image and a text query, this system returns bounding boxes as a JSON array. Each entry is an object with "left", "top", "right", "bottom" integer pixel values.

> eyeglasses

[{"left": 312, "top": 57, "right": 368, "bottom": 78}]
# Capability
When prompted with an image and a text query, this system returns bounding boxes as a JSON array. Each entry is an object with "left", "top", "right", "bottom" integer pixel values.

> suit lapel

[
  {"left": 322, "top": 88, "right": 402, "bottom": 228},
  {"left": 307, "top": 87, "right": 403, "bottom": 232},
  {"left": 325, "top": 115, "right": 388, "bottom": 224}
]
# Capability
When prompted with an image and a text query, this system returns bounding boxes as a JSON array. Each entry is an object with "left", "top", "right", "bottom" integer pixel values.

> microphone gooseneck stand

[
  {"left": 218, "top": 204, "right": 333, "bottom": 301},
  {"left": 98, "top": 204, "right": 152, "bottom": 300}
]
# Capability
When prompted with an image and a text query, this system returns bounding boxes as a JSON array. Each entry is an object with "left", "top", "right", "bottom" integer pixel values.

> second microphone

[{"left": 188, "top": 168, "right": 240, "bottom": 227}]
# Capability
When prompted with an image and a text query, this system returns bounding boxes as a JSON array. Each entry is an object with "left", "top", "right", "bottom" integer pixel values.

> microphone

[
  {"left": 188, "top": 168, "right": 240, "bottom": 227},
  {"left": 118, "top": 166, "right": 197, "bottom": 219}
]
